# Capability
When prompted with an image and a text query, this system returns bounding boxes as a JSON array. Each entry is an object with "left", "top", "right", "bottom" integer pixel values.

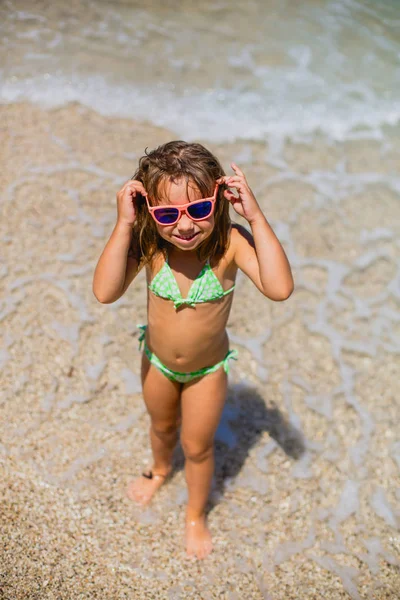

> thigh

[
  {"left": 141, "top": 353, "right": 182, "bottom": 428},
  {"left": 180, "top": 367, "right": 227, "bottom": 451}
]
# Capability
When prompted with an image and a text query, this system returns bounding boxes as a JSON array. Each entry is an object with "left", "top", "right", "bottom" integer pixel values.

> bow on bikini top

[{"left": 148, "top": 258, "right": 235, "bottom": 310}]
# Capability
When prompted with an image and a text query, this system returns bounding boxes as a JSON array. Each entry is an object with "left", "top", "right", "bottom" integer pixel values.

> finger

[
  {"left": 224, "top": 189, "right": 239, "bottom": 202},
  {"left": 225, "top": 176, "right": 246, "bottom": 185},
  {"left": 230, "top": 162, "right": 245, "bottom": 177},
  {"left": 224, "top": 180, "right": 247, "bottom": 193},
  {"left": 131, "top": 182, "right": 148, "bottom": 195},
  {"left": 124, "top": 182, "right": 148, "bottom": 197},
  {"left": 125, "top": 178, "right": 148, "bottom": 192}
]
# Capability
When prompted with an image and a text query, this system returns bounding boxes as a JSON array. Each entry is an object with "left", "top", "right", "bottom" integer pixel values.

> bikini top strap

[{"left": 222, "top": 284, "right": 235, "bottom": 295}]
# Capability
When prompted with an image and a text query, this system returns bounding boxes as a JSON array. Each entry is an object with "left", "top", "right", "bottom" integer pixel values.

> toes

[
  {"left": 204, "top": 541, "right": 213, "bottom": 558},
  {"left": 126, "top": 486, "right": 149, "bottom": 505},
  {"left": 135, "top": 492, "right": 150, "bottom": 505},
  {"left": 185, "top": 539, "right": 197, "bottom": 559},
  {"left": 185, "top": 540, "right": 212, "bottom": 560},
  {"left": 198, "top": 544, "right": 208, "bottom": 560},
  {"left": 126, "top": 486, "right": 136, "bottom": 501}
]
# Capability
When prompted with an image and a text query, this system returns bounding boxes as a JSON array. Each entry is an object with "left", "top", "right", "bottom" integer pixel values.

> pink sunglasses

[{"left": 145, "top": 184, "right": 219, "bottom": 226}]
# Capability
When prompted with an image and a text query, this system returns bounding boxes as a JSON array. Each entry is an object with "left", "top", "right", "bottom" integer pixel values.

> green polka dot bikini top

[{"left": 148, "top": 257, "right": 235, "bottom": 310}]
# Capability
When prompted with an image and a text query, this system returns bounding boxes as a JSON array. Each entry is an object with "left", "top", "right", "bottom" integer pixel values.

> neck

[{"left": 167, "top": 244, "right": 199, "bottom": 259}]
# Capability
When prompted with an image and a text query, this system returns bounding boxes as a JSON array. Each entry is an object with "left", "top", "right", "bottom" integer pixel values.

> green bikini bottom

[{"left": 138, "top": 325, "right": 238, "bottom": 384}]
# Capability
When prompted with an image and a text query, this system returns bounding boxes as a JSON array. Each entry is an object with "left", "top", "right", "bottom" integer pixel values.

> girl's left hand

[{"left": 217, "top": 163, "right": 263, "bottom": 223}]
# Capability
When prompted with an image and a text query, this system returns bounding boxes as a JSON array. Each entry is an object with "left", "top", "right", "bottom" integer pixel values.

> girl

[{"left": 92, "top": 141, "right": 294, "bottom": 560}]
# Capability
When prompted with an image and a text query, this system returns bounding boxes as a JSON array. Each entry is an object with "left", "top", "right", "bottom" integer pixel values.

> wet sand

[{"left": 1, "top": 102, "right": 399, "bottom": 599}]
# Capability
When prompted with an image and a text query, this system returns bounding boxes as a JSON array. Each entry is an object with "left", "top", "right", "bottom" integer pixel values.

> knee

[
  {"left": 181, "top": 438, "right": 214, "bottom": 463},
  {"left": 151, "top": 421, "right": 179, "bottom": 438}
]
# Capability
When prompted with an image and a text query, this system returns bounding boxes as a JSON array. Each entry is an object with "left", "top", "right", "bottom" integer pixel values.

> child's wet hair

[{"left": 130, "top": 141, "right": 230, "bottom": 264}]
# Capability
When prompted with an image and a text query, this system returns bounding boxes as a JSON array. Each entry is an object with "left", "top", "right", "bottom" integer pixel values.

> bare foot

[
  {"left": 185, "top": 514, "right": 213, "bottom": 560},
  {"left": 126, "top": 467, "right": 171, "bottom": 505}
]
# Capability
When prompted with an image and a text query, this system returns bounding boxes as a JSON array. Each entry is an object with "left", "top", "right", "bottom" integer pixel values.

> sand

[{"left": 1, "top": 102, "right": 399, "bottom": 599}]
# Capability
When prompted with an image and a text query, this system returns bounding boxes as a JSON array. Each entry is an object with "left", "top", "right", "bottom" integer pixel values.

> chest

[
  {"left": 146, "top": 252, "right": 237, "bottom": 311},
  {"left": 169, "top": 263, "right": 213, "bottom": 298},
  {"left": 150, "top": 260, "right": 231, "bottom": 305}
]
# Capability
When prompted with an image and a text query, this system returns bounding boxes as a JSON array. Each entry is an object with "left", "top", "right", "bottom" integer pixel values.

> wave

[{"left": 2, "top": 72, "right": 400, "bottom": 143}]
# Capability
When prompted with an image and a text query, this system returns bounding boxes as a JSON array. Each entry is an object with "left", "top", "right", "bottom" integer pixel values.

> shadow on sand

[{"left": 171, "top": 382, "right": 306, "bottom": 511}]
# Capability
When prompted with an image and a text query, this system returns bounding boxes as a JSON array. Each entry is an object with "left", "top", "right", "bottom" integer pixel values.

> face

[{"left": 152, "top": 178, "right": 215, "bottom": 251}]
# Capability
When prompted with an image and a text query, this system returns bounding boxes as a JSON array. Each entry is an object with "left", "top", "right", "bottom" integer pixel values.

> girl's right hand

[{"left": 116, "top": 179, "right": 148, "bottom": 226}]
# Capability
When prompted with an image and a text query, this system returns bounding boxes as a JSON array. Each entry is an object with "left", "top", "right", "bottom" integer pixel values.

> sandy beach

[{"left": 1, "top": 101, "right": 400, "bottom": 599}]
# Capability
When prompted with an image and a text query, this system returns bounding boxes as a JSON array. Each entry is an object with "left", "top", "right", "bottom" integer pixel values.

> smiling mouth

[{"left": 173, "top": 233, "right": 199, "bottom": 241}]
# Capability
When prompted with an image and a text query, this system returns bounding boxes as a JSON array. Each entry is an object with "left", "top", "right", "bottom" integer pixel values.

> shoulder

[
  {"left": 229, "top": 223, "right": 255, "bottom": 256},
  {"left": 145, "top": 251, "right": 166, "bottom": 278},
  {"left": 214, "top": 223, "right": 254, "bottom": 276}
]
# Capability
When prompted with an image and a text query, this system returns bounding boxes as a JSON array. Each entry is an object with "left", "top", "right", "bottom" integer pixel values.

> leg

[
  {"left": 127, "top": 353, "right": 181, "bottom": 505},
  {"left": 180, "top": 367, "right": 227, "bottom": 559}
]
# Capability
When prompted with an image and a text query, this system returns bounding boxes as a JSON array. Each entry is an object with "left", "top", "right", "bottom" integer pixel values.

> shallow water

[{"left": 1, "top": 0, "right": 400, "bottom": 141}]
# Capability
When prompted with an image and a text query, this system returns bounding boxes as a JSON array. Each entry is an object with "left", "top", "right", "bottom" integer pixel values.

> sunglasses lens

[
  {"left": 187, "top": 200, "right": 213, "bottom": 220},
  {"left": 153, "top": 207, "right": 179, "bottom": 224}
]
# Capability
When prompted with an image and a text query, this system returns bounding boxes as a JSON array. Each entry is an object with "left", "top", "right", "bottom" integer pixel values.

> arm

[
  {"left": 92, "top": 179, "right": 147, "bottom": 304},
  {"left": 92, "top": 221, "right": 139, "bottom": 303},
  {"left": 217, "top": 164, "right": 294, "bottom": 301}
]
